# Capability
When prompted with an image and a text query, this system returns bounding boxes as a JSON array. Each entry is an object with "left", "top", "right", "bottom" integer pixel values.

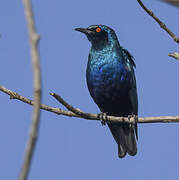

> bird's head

[{"left": 75, "top": 25, "right": 119, "bottom": 49}]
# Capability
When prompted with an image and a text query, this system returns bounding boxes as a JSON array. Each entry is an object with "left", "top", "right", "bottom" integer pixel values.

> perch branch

[
  {"left": 20, "top": 0, "right": 41, "bottom": 180},
  {"left": 1, "top": 85, "right": 179, "bottom": 124}
]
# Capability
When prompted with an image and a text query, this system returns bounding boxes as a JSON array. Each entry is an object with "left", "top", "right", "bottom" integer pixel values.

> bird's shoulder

[{"left": 121, "top": 47, "right": 136, "bottom": 68}]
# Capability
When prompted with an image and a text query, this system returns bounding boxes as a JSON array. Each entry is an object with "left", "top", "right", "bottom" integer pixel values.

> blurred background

[{"left": 1, "top": 0, "right": 179, "bottom": 179}]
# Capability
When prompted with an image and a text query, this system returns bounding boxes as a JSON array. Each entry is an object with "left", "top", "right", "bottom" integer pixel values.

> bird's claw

[
  {"left": 98, "top": 112, "right": 108, "bottom": 126},
  {"left": 128, "top": 114, "right": 138, "bottom": 128},
  {"left": 128, "top": 113, "right": 138, "bottom": 140}
]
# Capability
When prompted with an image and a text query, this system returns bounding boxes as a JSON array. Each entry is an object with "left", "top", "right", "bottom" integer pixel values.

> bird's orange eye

[{"left": 96, "top": 27, "right": 101, "bottom": 32}]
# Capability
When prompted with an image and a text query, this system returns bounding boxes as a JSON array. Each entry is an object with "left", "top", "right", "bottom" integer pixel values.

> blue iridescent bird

[{"left": 75, "top": 25, "right": 138, "bottom": 158}]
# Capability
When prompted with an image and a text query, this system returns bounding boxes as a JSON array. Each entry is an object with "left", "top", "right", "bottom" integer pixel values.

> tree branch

[
  {"left": 137, "top": 0, "right": 179, "bottom": 44},
  {"left": 50, "top": 93, "right": 95, "bottom": 119},
  {"left": 161, "top": 0, "right": 179, "bottom": 7},
  {"left": 1, "top": 85, "right": 179, "bottom": 124},
  {"left": 137, "top": 0, "right": 179, "bottom": 60},
  {"left": 168, "top": 52, "right": 179, "bottom": 60},
  {"left": 19, "top": 0, "right": 41, "bottom": 180}
]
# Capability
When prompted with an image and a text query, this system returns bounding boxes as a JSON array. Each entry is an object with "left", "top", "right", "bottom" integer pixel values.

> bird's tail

[{"left": 108, "top": 123, "right": 137, "bottom": 158}]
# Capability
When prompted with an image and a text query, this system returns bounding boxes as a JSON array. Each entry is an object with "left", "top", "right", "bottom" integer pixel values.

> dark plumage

[{"left": 75, "top": 25, "right": 138, "bottom": 158}]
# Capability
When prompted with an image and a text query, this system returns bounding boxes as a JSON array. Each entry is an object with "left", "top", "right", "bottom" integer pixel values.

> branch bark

[
  {"left": 19, "top": 0, "right": 41, "bottom": 180},
  {"left": 1, "top": 85, "right": 179, "bottom": 124}
]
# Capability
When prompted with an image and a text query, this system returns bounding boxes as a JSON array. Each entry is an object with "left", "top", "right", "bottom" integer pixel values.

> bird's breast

[{"left": 86, "top": 58, "right": 130, "bottom": 100}]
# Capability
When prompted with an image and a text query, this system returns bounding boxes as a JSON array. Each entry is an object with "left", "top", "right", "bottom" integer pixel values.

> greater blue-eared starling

[{"left": 75, "top": 25, "right": 138, "bottom": 158}]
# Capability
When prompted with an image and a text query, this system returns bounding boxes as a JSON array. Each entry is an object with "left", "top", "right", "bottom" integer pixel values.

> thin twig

[
  {"left": 1, "top": 85, "right": 179, "bottom": 124},
  {"left": 19, "top": 0, "right": 41, "bottom": 180},
  {"left": 168, "top": 52, "right": 179, "bottom": 60},
  {"left": 161, "top": 0, "right": 179, "bottom": 7},
  {"left": 137, "top": 0, "right": 179, "bottom": 44},
  {"left": 50, "top": 93, "right": 94, "bottom": 119}
]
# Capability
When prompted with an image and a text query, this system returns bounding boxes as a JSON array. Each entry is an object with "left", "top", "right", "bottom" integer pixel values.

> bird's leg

[
  {"left": 97, "top": 112, "right": 108, "bottom": 126},
  {"left": 128, "top": 113, "right": 138, "bottom": 128},
  {"left": 128, "top": 114, "right": 138, "bottom": 139}
]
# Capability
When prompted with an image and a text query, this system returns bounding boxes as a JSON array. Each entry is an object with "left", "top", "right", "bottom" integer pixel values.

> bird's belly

[{"left": 87, "top": 66, "right": 132, "bottom": 115}]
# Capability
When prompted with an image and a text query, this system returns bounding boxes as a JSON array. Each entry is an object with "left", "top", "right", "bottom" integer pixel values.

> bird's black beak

[
  {"left": 75, "top": 28, "right": 93, "bottom": 35},
  {"left": 75, "top": 27, "right": 96, "bottom": 43}
]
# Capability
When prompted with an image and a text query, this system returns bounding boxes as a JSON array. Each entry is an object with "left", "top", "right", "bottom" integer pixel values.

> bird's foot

[
  {"left": 128, "top": 114, "right": 138, "bottom": 128},
  {"left": 98, "top": 112, "right": 108, "bottom": 126},
  {"left": 128, "top": 114, "right": 138, "bottom": 140}
]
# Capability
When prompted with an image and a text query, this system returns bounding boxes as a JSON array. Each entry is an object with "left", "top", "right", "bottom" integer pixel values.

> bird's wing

[
  {"left": 121, "top": 47, "right": 138, "bottom": 114},
  {"left": 121, "top": 47, "right": 136, "bottom": 68},
  {"left": 121, "top": 47, "right": 138, "bottom": 139}
]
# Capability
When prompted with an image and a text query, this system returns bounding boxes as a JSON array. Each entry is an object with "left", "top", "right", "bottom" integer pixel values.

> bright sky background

[{"left": 1, "top": 0, "right": 179, "bottom": 179}]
